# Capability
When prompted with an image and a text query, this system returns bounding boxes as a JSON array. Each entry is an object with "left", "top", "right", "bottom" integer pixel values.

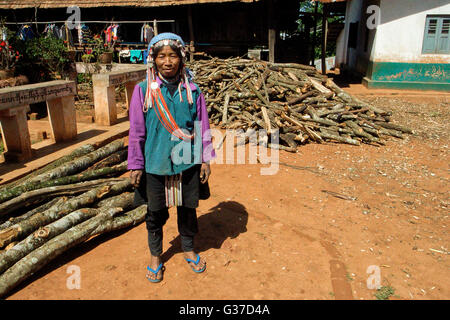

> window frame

[{"left": 422, "top": 15, "right": 450, "bottom": 55}]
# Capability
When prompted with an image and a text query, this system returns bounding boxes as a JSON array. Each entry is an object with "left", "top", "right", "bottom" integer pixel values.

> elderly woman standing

[{"left": 127, "top": 33, "right": 215, "bottom": 283}]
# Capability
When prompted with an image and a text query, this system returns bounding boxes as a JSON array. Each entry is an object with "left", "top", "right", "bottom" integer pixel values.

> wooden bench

[
  {"left": 92, "top": 66, "right": 147, "bottom": 126},
  {"left": 0, "top": 80, "right": 77, "bottom": 162}
]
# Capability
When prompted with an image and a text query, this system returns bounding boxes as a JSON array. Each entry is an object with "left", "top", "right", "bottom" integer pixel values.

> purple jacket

[{"left": 127, "top": 77, "right": 216, "bottom": 171}]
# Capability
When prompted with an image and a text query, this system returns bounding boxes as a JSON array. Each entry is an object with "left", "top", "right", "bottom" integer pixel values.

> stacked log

[
  {"left": 0, "top": 139, "right": 146, "bottom": 298},
  {"left": 187, "top": 58, "right": 413, "bottom": 151}
]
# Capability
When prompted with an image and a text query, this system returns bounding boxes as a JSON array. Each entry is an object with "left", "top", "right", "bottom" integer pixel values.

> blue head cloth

[
  {"left": 149, "top": 32, "right": 185, "bottom": 48},
  {"left": 145, "top": 32, "right": 185, "bottom": 63},
  {"left": 142, "top": 31, "right": 194, "bottom": 111}
]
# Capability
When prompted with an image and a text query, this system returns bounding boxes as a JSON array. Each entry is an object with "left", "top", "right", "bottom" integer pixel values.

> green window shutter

[
  {"left": 436, "top": 18, "right": 450, "bottom": 54},
  {"left": 422, "top": 17, "right": 438, "bottom": 54}
]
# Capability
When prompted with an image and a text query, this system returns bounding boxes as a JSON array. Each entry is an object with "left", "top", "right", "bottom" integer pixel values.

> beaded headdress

[
  {"left": 143, "top": 32, "right": 194, "bottom": 141},
  {"left": 143, "top": 33, "right": 194, "bottom": 110}
]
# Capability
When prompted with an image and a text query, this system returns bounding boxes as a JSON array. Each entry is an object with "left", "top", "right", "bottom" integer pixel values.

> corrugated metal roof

[{"left": 0, "top": 0, "right": 259, "bottom": 10}]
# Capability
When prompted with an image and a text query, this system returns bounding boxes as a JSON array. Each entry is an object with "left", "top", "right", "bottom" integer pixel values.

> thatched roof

[{"left": 0, "top": 0, "right": 259, "bottom": 10}]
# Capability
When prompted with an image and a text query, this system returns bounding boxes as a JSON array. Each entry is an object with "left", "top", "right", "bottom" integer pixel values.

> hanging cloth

[
  {"left": 112, "top": 24, "right": 119, "bottom": 42},
  {"left": 17, "top": 25, "right": 35, "bottom": 41},
  {"left": 164, "top": 173, "right": 183, "bottom": 207},
  {"left": 62, "top": 23, "right": 74, "bottom": 47},
  {"left": 77, "top": 23, "right": 83, "bottom": 43},
  {"left": 141, "top": 23, "right": 154, "bottom": 43},
  {"left": 1, "top": 26, "right": 8, "bottom": 41},
  {"left": 130, "top": 49, "right": 143, "bottom": 63},
  {"left": 52, "top": 25, "right": 60, "bottom": 39},
  {"left": 104, "top": 25, "right": 112, "bottom": 43},
  {"left": 119, "top": 49, "right": 131, "bottom": 58}
]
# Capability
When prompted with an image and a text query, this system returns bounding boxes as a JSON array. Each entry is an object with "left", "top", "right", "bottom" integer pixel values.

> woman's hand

[
  {"left": 200, "top": 163, "right": 211, "bottom": 184},
  {"left": 130, "top": 170, "right": 143, "bottom": 188}
]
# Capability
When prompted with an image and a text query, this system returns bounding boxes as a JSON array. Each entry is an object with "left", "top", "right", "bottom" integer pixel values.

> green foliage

[
  {"left": 82, "top": 35, "right": 114, "bottom": 63},
  {"left": 25, "top": 36, "right": 70, "bottom": 75},
  {"left": 81, "top": 53, "right": 94, "bottom": 63},
  {"left": 374, "top": 286, "right": 395, "bottom": 300},
  {"left": 9, "top": 34, "right": 75, "bottom": 82},
  {"left": 0, "top": 19, "right": 21, "bottom": 70},
  {"left": 77, "top": 73, "right": 92, "bottom": 85},
  {"left": 298, "top": 0, "right": 343, "bottom": 60}
]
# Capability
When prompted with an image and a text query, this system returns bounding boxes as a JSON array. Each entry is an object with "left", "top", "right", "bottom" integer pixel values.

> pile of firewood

[
  {"left": 188, "top": 58, "right": 413, "bottom": 151},
  {"left": 0, "top": 138, "right": 144, "bottom": 298}
]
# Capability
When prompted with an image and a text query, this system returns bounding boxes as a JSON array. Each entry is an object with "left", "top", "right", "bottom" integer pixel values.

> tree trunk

[
  {"left": 91, "top": 204, "right": 147, "bottom": 236},
  {"left": 318, "top": 130, "right": 361, "bottom": 146},
  {"left": 0, "top": 207, "right": 122, "bottom": 298},
  {"left": 0, "top": 178, "right": 126, "bottom": 218},
  {"left": 0, "top": 197, "right": 65, "bottom": 231},
  {"left": 95, "top": 192, "right": 134, "bottom": 211},
  {"left": 0, "top": 208, "right": 100, "bottom": 274},
  {"left": 0, "top": 161, "right": 128, "bottom": 204},
  {"left": 84, "top": 149, "right": 128, "bottom": 172},
  {"left": 0, "top": 180, "right": 126, "bottom": 248},
  {"left": 0, "top": 144, "right": 96, "bottom": 191},
  {"left": 25, "top": 139, "right": 125, "bottom": 185}
]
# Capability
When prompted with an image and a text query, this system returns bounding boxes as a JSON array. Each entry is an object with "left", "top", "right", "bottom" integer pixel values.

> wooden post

[
  {"left": 92, "top": 67, "right": 146, "bottom": 126},
  {"left": 93, "top": 83, "right": 117, "bottom": 126},
  {"left": 321, "top": 6, "right": 328, "bottom": 75},
  {"left": 188, "top": 6, "right": 195, "bottom": 62},
  {"left": 268, "top": 0, "right": 276, "bottom": 63},
  {"left": 46, "top": 96, "right": 77, "bottom": 142},
  {"left": 0, "top": 106, "right": 32, "bottom": 162},
  {"left": 311, "top": 0, "right": 318, "bottom": 66},
  {"left": 0, "top": 80, "right": 78, "bottom": 163},
  {"left": 153, "top": 19, "right": 158, "bottom": 36}
]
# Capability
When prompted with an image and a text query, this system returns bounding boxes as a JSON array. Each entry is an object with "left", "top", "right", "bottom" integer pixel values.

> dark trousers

[{"left": 145, "top": 205, "right": 198, "bottom": 256}]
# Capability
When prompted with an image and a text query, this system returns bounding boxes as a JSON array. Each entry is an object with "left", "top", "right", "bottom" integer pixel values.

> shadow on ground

[{"left": 161, "top": 201, "right": 249, "bottom": 262}]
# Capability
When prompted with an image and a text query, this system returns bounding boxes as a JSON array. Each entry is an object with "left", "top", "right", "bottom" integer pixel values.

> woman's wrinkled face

[{"left": 155, "top": 45, "right": 181, "bottom": 79}]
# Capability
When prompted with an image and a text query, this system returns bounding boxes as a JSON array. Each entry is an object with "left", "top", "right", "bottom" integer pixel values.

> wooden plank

[
  {"left": 91, "top": 67, "right": 146, "bottom": 88},
  {"left": 0, "top": 81, "right": 76, "bottom": 111},
  {"left": 222, "top": 93, "right": 230, "bottom": 124},
  {"left": 46, "top": 96, "right": 78, "bottom": 142},
  {"left": 92, "top": 67, "right": 147, "bottom": 126},
  {"left": 108, "top": 69, "right": 146, "bottom": 87},
  {"left": 0, "top": 105, "right": 32, "bottom": 162},
  {"left": 268, "top": 0, "right": 276, "bottom": 63},
  {"left": 261, "top": 106, "right": 272, "bottom": 133},
  {"left": 188, "top": 6, "right": 195, "bottom": 62},
  {"left": 308, "top": 76, "right": 333, "bottom": 95},
  {"left": 321, "top": 7, "right": 328, "bottom": 75},
  {"left": 93, "top": 84, "right": 117, "bottom": 126}
]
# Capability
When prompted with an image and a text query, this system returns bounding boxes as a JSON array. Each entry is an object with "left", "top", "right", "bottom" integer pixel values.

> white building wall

[
  {"left": 335, "top": 29, "right": 346, "bottom": 67},
  {"left": 372, "top": 0, "right": 450, "bottom": 63},
  {"left": 341, "top": 0, "right": 365, "bottom": 69}
]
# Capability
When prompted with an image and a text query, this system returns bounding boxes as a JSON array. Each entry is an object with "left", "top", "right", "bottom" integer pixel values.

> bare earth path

[{"left": 5, "top": 88, "right": 449, "bottom": 300}]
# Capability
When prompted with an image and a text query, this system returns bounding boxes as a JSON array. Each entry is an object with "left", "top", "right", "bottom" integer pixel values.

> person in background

[{"left": 127, "top": 32, "right": 215, "bottom": 283}]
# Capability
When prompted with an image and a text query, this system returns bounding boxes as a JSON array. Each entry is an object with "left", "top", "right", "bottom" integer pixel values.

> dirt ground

[{"left": 4, "top": 82, "right": 449, "bottom": 300}]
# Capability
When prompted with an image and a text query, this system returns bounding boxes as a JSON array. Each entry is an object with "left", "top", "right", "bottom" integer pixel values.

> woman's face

[{"left": 155, "top": 45, "right": 181, "bottom": 78}]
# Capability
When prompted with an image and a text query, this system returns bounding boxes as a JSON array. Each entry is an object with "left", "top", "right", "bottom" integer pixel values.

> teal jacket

[{"left": 137, "top": 78, "right": 203, "bottom": 176}]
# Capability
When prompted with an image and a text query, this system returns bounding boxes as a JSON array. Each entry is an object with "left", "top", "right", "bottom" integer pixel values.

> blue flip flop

[
  {"left": 146, "top": 263, "right": 164, "bottom": 283},
  {"left": 185, "top": 254, "right": 206, "bottom": 273}
]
